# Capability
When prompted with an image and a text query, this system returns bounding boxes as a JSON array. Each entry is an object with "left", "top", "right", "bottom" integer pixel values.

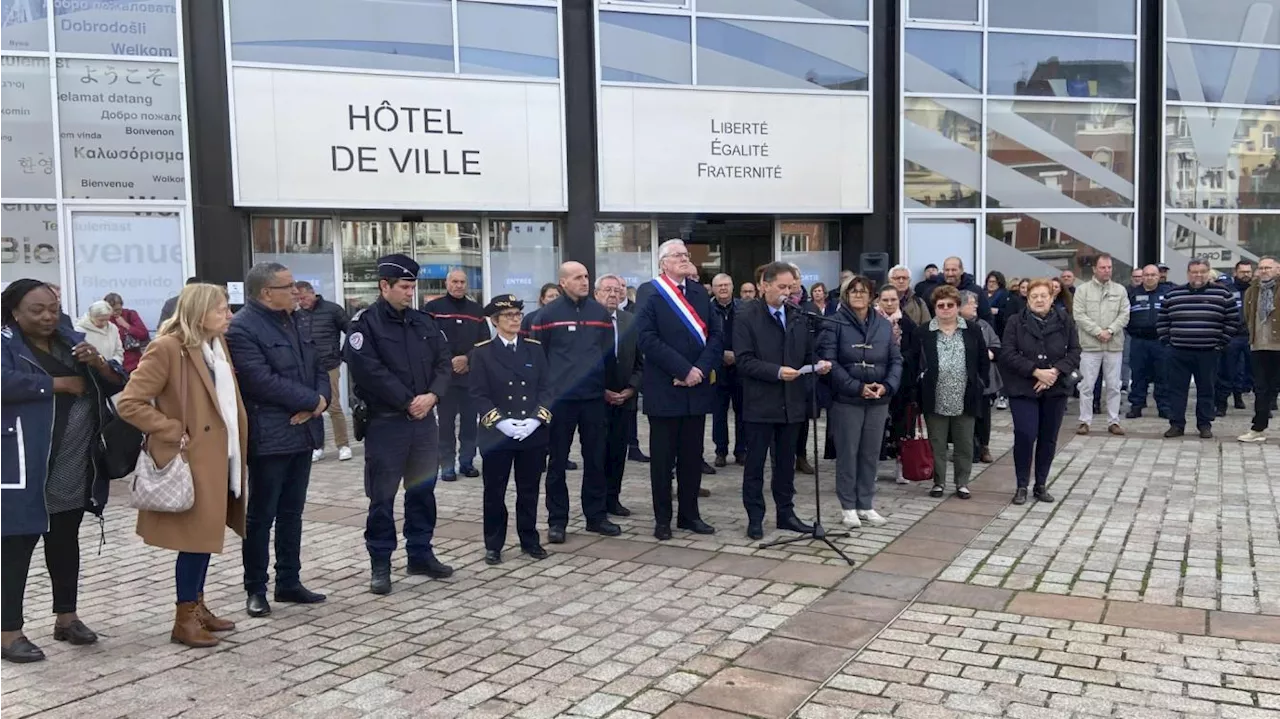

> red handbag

[{"left": 899, "top": 403, "right": 935, "bottom": 482}]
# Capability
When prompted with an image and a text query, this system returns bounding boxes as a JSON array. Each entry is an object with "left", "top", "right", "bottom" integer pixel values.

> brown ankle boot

[
  {"left": 196, "top": 593, "right": 235, "bottom": 632},
  {"left": 171, "top": 602, "right": 218, "bottom": 648}
]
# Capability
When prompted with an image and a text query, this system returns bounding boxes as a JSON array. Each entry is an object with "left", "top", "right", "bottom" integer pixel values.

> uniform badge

[{"left": 349, "top": 332, "right": 364, "bottom": 351}]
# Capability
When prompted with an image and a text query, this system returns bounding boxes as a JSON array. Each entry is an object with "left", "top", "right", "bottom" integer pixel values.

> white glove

[
  {"left": 496, "top": 419, "right": 521, "bottom": 439},
  {"left": 516, "top": 419, "right": 542, "bottom": 441}
]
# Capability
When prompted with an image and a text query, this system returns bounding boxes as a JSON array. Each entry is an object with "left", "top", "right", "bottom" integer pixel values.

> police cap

[
  {"left": 377, "top": 254, "right": 419, "bottom": 281},
  {"left": 483, "top": 294, "right": 524, "bottom": 316},
  {"left": 1157, "top": 263, "right": 1170, "bottom": 271}
]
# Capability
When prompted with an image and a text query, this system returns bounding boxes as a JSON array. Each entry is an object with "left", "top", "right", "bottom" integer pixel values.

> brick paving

[{"left": 4, "top": 398, "right": 1279, "bottom": 718}]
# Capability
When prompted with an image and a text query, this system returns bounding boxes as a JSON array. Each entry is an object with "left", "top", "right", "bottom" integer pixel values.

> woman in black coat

[
  {"left": 875, "top": 285, "right": 918, "bottom": 481},
  {"left": 998, "top": 279, "right": 1082, "bottom": 505}
]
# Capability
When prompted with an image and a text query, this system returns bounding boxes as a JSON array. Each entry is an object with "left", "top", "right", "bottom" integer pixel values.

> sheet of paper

[{"left": 797, "top": 364, "right": 816, "bottom": 375}]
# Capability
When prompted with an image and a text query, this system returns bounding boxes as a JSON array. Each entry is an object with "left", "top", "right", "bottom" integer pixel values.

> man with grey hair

[
  {"left": 596, "top": 273, "right": 642, "bottom": 515},
  {"left": 634, "top": 239, "right": 724, "bottom": 539},
  {"left": 888, "top": 264, "right": 930, "bottom": 326},
  {"left": 1239, "top": 255, "right": 1279, "bottom": 442},
  {"left": 709, "top": 272, "right": 744, "bottom": 466},
  {"left": 424, "top": 269, "right": 487, "bottom": 481},
  {"left": 1157, "top": 258, "right": 1238, "bottom": 438},
  {"left": 226, "top": 262, "right": 332, "bottom": 617}
]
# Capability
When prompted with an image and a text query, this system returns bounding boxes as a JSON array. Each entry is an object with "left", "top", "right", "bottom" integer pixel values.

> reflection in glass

[
  {"left": 251, "top": 218, "right": 337, "bottom": 298},
  {"left": 986, "top": 101, "right": 1135, "bottom": 209},
  {"left": 1165, "top": 45, "right": 1280, "bottom": 106},
  {"left": 2, "top": 0, "right": 48, "bottom": 51},
  {"left": 458, "top": 2, "right": 559, "bottom": 78},
  {"left": 1164, "top": 107, "right": 1280, "bottom": 210},
  {"left": 599, "top": 12, "right": 691, "bottom": 84},
  {"left": 0, "top": 204, "right": 60, "bottom": 286},
  {"left": 987, "top": 33, "right": 1136, "bottom": 99},
  {"left": 341, "top": 221, "right": 412, "bottom": 314},
  {"left": 1165, "top": 213, "right": 1280, "bottom": 276},
  {"left": 904, "top": 29, "right": 981, "bottom": 93},
  {"left": 71, "top": 212, "right": 184, "bottom": 330},
  {"left": 985, "top": 212, "right": 1134, "bottom": 282},
  {"left": 779, "top": 220, "right": 841, "bottom": 292},
  {"left": 908, "top": 0, "right": 978, "bottom": 22},
  {"left": 987, "top": 0, "right": 1136, "bottom": 35},
  {"left": 1167, "top": 0, "right": 1280, "bottom": 47},
  {"left": 595, "top": 221, "right": 653, "bottom": 289},
  {"left": 54, "top": 0, "right": 179, "bottom": 56},
  {"left": 698, "top": 0, "right": 868, "bottom": 21},
  {"left": 1, "top": 58, "right": 56, "bottom": 198},
  {"left": 695, "top": 19, "right": 867, "bottom": 91},
  {"left": 489, "top": 220, "right": 560, "bottom": 304},
  {"left": 414, "top": 222, "right": 483, "bottom": 306},
  {"left": 903, "top": 98, "right": 982, "bottom": 208}
]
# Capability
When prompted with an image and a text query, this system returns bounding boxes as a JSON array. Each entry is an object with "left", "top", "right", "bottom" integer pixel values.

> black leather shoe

[
  {"left": 654, "top": 524, "right": 673, "bottom": 541},
  {"left": 777, "top": 515, "right": 814, "bottom": 534},
  {"left": 747, "top": 522, "right": 763, "bottom": 540},
  {"left": 586, "top": 520, "right": 622, "bottom": 536},
  {"left": 1215, "top": 406, "right": 1228, "bottom": 418},
  {"left": 566, "top": 460, "right": 579, "bottom": 470},
  {"left": 714, "top": 454, "right": 727, "bottom": 468},
  {"left": 441, "top": 471, "right": 458, "bottom": 483},
  {"left": 1234, "top": 393, "right": 1247, "bottom": 410},
  {"left": 1033, "top": 486, "right": 1055, "bottom": 503},
  {"left": 1125, "top": 407, "right": 1143, "bottom": 419},
  {"left": 1165, "top": 426, "right": 1184, "bottom": 438},
  {"left": 547, "top": 527, "right": 566, "bottom": 544},
  {"left": 734, "top": 454, "right": 745, "bottom": 466},
  {"left": 701, "top": 460, "right": 716, "bottom": 475},
  {"left": 407, "top": 553, "right": 454, "bottom": 579},
  {"left": 676, "top": 518, "right": 716, "bottom": 535},
  {"left": 246, "top": 593, "right": 271, "bottom": 617},
  {"left": 484, "top": 550, "right": 502, "bottom": 566},
  {"left": 698, "top": 487, "right": 712, "bottom": 498},
  {"left": 607, "top": 502, "right": 632, "bottom": 517},
  {"left": 522, "top": 544, "right": 548, "bottom": 560},
  {"left": 52, "top": 619, "right": 98, "bottom": 645},
  {"left": 1013, "top": 488, "right": 1028, "bottom": 505},
  {"left": 275, "top": 585, "right": 326, "bottom": 604},
  {"left": 628, "top": 446, "right": 649, "bottom": 463},
  {"left": 1, "top": 636, "right": 44, "bottom": 663},
  {"left": 460, "top": 465, "right": 480, "bottom": 478},
  {"left": 370, "top": 558, "right": 391, "bottom": 595},
  {"left": 1199, "top": 426, "right": 1214, "bottom": 439}
]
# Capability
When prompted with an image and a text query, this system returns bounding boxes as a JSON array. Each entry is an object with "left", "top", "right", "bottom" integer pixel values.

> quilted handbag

[
  {"left": 899, "top": 403, "right": 936, "bottom": 482},
  {"left": 129, "top": 357, "right": 195, "bottom": 513}
]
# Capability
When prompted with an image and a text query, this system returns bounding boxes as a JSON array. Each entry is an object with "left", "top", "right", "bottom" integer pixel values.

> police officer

[
  {"left": 344, "top": 254, "right": 454, "bottom": 595},
  {"left": 470, "top": 295, "right": 553, "bottom": 565},
  {"left": 1216, "top": 260, "right": 1254, "bottom": 416},
  {"left": 424, "top": 269, "right": 488, "bottom": 480},
  {"left": 1126, "top": 264, "right": 1170, "bottom": 419}
]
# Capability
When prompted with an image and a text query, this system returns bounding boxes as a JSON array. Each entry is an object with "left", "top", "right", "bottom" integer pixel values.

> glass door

[{"left": 338, "top": 219, "right": 484, "bottom": 314}]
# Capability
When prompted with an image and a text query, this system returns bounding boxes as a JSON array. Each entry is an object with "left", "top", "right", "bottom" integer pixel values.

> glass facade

[{"left": 0, "top": 1, "right": 192, "bottom": 331}]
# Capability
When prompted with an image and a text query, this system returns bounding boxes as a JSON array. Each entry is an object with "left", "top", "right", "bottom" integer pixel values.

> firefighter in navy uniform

[
  {"left": 424, "top": 269, "right": 489, "bottom": 481},
  {"left": 470, "top": 294, "right": 554, "bottom": 565},
  {"left": 343, "top": 254, "right": 454, "bottom": 595}
]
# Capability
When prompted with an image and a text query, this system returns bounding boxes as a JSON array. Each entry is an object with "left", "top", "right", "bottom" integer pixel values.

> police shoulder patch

[
  {"left": 349, "top": 332, "right": 364, "bottom": 351},
  {"left": 474, "top": 339, "right": 492, "bottom": 348}
]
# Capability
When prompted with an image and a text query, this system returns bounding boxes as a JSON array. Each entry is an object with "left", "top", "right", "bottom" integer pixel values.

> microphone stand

[{"left": 760, "top": 305, "right": 855, "bottom": 566}]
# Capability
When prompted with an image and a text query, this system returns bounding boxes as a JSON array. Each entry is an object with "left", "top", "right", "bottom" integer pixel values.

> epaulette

[
  {"left": 351, "top": 308, "right": 367, "bottom": 322},
  {"left": 525, "top": 338, "right": 541, "bottom": 344},
  {"left": 474, "top": 339, "right": 492, "bottom": 348}
]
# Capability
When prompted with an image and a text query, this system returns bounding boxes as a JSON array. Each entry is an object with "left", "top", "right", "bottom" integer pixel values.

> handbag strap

[{"left": 178, "top": 350, "right": 189, "bottom": 451}]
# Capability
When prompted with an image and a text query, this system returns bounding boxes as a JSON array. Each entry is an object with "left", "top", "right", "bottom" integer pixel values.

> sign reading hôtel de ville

[
  {"left": 231, "top": 67, "right": 566, "bottom": 210},
  {"left": 598, "top": 86, "right": 870, "bottom": 213}
]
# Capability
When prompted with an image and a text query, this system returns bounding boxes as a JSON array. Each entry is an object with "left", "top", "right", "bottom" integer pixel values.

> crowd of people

[{"left": 1, "top": 246, "right": 1276, "bottom": 664}]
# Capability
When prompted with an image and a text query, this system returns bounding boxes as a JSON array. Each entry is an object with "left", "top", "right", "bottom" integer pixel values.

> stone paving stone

[
  {"left": 837, "top": 571, "right": 931, "bottom": 601},
  {"left": 1105, "top": 601, "right": 1207, "bottom": 635},
  {"left": 917, "top": 581, "right": 1013, "bottom": 611},
  {"left": 686, "top": 667, "right": 818, "bottom": 718},
  {"left": 735, "top": 637, "right": 855, "bottom": 681},
  {"left": 885, "top": 537, "right": 966, "bottom": 561},
  {"left": 1006, "top": 592, "right": 1106, "bottom": 623},
  {"left": 774, "top": 611, "right": 882, "bottom": 650},
  {"left": 809, "top": 592, "right": 908, "bottom": 622},
  {"left": 1212, "top": 612, "right": 1280, "bottom": 644}
]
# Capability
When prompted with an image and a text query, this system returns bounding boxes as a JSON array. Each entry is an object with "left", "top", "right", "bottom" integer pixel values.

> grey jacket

[{"left": 976, "top": 318, "right": 1003, "bottom": 396}]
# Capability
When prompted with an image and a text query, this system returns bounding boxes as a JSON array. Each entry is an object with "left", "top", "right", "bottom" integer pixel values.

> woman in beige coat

[{"left": 116, "top": 284, "right": 248, "bottom": 648}]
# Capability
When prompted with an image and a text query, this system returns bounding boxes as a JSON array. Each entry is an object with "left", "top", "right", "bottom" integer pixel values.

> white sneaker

[
  {"left": 338, "top": 446, "right": 354, "bottom": 461},
  {"left": 857, "top": 509, "right": 888, "bottom": 527},
  {"left": 1237, "top": 429, "right": 1267, "bottom": 443},
  {"left": 841, "top": 509, "right": 862, "bottom": 528},
  {"left": 895, "top": 459, "right": 909, "bottom": 484},
  {"left": 994, "top": 397, "right": 1009, "bottom": 410},
  {"left": 311, "top": 449, "right": 324, "bottom": 463}
]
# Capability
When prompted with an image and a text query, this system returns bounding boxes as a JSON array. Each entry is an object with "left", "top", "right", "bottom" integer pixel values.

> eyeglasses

[
  {"left": 267, "top": 283, "right": 295, "bottom": 291},
  {"left": 935, "top": 302, "right": 957, "bottom": 309},
  {"left": 847, "top": 289, "right": 870, "bottom": 296},
  {"left": 497, "top": 311, "right": 523, "bottom": 320}
]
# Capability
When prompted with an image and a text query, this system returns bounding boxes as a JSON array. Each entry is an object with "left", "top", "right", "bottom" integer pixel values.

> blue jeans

[
  {"left": 243, "top": 451, "right": 313, "bottom": 594},
  {"left": 1215, "top": 335, "right": 1253, "bottom": 406},
  {"left": 712, "top": 380, "right": 744, "bottom": 458},
  {"left": 1128, "top": 337, "right": 1169, "bottom": 414},
  {"left": 176, "top": 552, "right": 210, "bottom": 603},
  {"left": 1167, "top": 347, "right": 1218, "bottom": 430}
]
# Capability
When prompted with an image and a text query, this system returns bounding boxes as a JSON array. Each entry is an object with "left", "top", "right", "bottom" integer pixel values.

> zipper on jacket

[{"left": 19, "top": 355, "right": 55, "bottom": 533}]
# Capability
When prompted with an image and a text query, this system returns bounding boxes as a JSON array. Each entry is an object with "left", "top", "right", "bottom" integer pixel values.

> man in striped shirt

[{"left": 1156, "top": 259, "right": 1239, "bottom": 439}]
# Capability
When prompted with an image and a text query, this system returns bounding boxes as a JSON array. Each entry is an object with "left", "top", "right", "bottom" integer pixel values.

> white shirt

[{"left": 499, "top": 335, "right": 518, "bottom": 351}]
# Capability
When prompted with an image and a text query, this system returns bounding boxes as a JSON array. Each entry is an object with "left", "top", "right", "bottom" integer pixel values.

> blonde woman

[{"left": 116, "top": 284, "right": 248, "bottom": 648}]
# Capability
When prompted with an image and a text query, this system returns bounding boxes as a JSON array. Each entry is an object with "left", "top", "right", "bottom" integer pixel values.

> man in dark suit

[
  {"left": 596, "top": 273, "right": 642, "bottom": 517},
  {"left": 635, "top": 239, "right": 724, "bottom": 540}
]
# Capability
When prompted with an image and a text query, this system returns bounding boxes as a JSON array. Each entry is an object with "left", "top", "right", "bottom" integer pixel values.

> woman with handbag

[
  {"left": 1, "top": 279, "right": 124, "bottom": 663},
  {"left": 818, "top": 276, "right": 902, "bottom": 529},
  {"left": 116, "top": 284, "right": 248, "bottom": 648},
  {"left": 104, "top": 292, "right": 150, "bottom": 373},
  {"left": 998, "top": 279, "right": 1082, "bottom": 505}
]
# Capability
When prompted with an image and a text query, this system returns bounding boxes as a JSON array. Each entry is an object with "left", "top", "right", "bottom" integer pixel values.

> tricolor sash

[{"left": 653, "top": 275, "right": 707, "bottom": 346}]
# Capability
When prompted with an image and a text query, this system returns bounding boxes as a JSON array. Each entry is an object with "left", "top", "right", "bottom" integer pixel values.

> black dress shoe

[
  {"left": 654, "top": 524, "right": 673, "bottom": 541},
  {"left": 713, "top": 454, "right": 727, "bottom": 468},
  {"left": 407, "top": 553, "right": 454, "bottom": 578},
  {"left": 246, "top": 593, "right": 271, "bottom": 617},
  {"left": 547, "top": 527, "right": 566, "bottom": 544},
  {"left": 746, "top": 522, "right": 763, "bottom": 540},
  {"left": 522, "top": 545, "right": 548, "bottom": 560},
  {"left": 275, "top": 585, "right": 326, "bottom": 604},
  {"left": 607, "top": 502, "right": 632, "bottom": 517},
  {"left": 1033, "top": 486, "right": 1055, "bottom": 503},
  {"left": 1125, "top": 407, "right": 1143, "bottom": 419},
  {"left": 566, "top": 460, "right": 579, "bottom": 470},
  {"left": 1199, "top": 426, "right": 1214, "bottom": 439},
  {"left": 1, "top": 636, "right": 45, "bottom": 663},
  {"left": 484, "top": 550, "right": 502, "bottom": 565},
  {"left": 460, "top": 465, "right": 480, "bottom": 478},
  {"left": 777, "top": 515, "right": 814, "bottom": 534},
  {"left": 676, "top": 518, "right": 716, "bottom": 535},
  {"left": 1013, "top": 488, "right": 1028, "bottom": 505},
  {"left": 734, "top": 454, "right": 745, "bottom": 466},
  {"left": 628, "top": 446, "right": 650, "bottom": 463},
  {"left": 586, "top": 520, "right": 622, "bottom": 537},
  {"left": 701, "top": 460, "right": 716, "bottom": 475},
  {"left": 698, "top": 487, "right": 711, "bottom": 498},
  {"left": 441, "top": 471, "right": 458, "bottom": 483},
  {"left": 1234, "top": 393, "right": 1247, "bottom": 410},
  {"left": 52, "top": 619, "right": 98, "bottom": 645},
  {"left": 370, "top": 558, "right": 392, "bottom": 595},
  {"left": 1165, "top": 426, "right": 1184, "bottom": 438}
]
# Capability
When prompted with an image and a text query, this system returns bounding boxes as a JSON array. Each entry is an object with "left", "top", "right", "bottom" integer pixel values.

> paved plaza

[{"left": 3, "top": 401, "right": 1279, "bottom": 718}]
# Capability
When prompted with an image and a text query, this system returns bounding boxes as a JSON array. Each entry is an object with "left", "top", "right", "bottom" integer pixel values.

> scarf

[
  {"left": 876, "top": 306, "right": 903, "bottom": 346},
  {"left": 1261, "top": 278, "right": 1276, "bottom": 327},
  {"left": 200, "top": 339, "right": 243, "bottom": 499}
]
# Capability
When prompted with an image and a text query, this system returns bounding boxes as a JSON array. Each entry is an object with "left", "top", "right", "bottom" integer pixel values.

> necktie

[
  {"left": 612, "top": 315, "right": 619, "bottom": 355},
  {"left": 774, "top": 308, "right": 785, "bottom": 330},
  {"left": 678, "top": 283, "right": 686, "bottom": 297},
  {"left": 510, "top": 341, "right": 517, "bottom": 354}
]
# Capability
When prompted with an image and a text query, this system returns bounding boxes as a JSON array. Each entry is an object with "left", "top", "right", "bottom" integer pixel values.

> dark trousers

[
  {"left": 243, "top": 451, "right": 312, "bottom": 594},
  {"left": 437, "top": 385, "right": 478, "bottom": 472},
  {"left": 481, "top": 446, "right": 545, "bottom": 552},
  {"left": 1009, "top": 395, "right": 1068, "bottom": 489},
  {"left": 1, "top": 510, "right": 83, "bottom": 632},
  {"left": 546, "top": 399, "right": 608, "bottom": 527},
  {"left": 1167, "top": 348, "right": 1219, "bottom": 430},
  {"left": 364, "top": 416, "right": 439, "bottom": 561},
  {"left": 649, "top": 415, "right": 706, "bottom": 526},
  {"left": 604, "top": 404, "right": 631, "bottom": 507},
  {"left": 973, "top": 396, "right": 992, "bottom": 457},
  {"left": 627, "top": 409, "right": 640, "bottom": 450},
  {"left": 1128, "top": 336, "right": 1169, "bottom": 414},
  {"left": 742, "top": 421, "right": 801, "bottom": 524},
  {"left": 712, "top": 381, "right": 744, "bottom": 458},
  {"left": 1216, "top": 335, "right": 1253, "bottom": 407},
  {"left": 175, "top": 552, "right": 210, "bottom": 603},
  {"left": 1252, "top": 351, "right": 1280, "bottom": 432}
]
